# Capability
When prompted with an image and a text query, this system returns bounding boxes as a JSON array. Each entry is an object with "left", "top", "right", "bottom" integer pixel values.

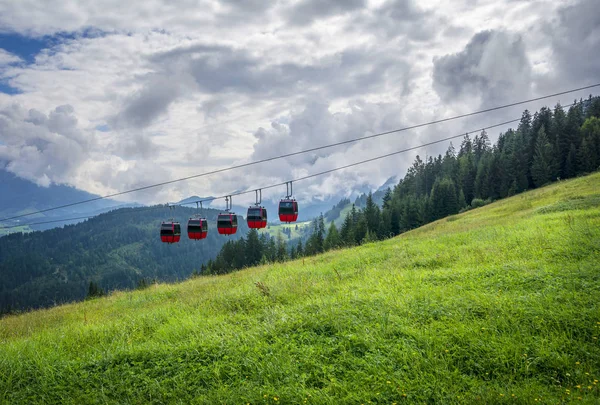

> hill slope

[
  {"left": 0, "top": 169, "right": 131, "bottom": 234},
  {"left": 0, "top": 205, "right": 248, "bottom": 312},
  {"left": 1, "top": 173, "right": 599, "bottom": 403}
]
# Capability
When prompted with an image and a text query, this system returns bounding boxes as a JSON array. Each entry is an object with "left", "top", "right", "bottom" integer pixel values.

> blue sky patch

[
  {"left": 96, "top": 124, "right": 111, "bottom": 132},
  {"left": 0, "top": 33, "right": 50, "bottom": 64}
]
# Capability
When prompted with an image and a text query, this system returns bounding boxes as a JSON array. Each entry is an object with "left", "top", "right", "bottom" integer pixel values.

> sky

[{"left": 0, "top": 0, "right": 598, "bottom": 208}]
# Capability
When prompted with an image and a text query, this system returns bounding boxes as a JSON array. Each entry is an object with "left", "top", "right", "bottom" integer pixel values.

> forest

[
  {"left": 0, "top": 206, "right": 249, "bottom": 313},
  {"left": 204, "top": 97, "right": 600, "bottom": 274},
  {"left": 1, "top": 97, "right": 599, "bottom": 313}
]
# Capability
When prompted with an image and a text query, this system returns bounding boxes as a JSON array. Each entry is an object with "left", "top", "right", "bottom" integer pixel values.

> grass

[
  {"left": 264, "top": 221, "right": 310, "bottom": 239},
  {"left": 1, "top": 173, "right": 600, "bottom": 404}
]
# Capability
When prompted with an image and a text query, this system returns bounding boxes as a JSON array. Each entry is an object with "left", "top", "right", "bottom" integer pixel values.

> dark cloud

[
  {"left": 158, "top": 43, "right": 410, "bottom": 97},
  {"left": 286, "top": 0, "right": 366, "bottom": 26},
  {"left": 548, "top": 0, "right": 600, "bottom": 85},
  {"left": 113, "top": 74, "right": 184, "bottom": 129},
  {"left": 198, "top": 99, "right": 230, "bottom": 121},
  {"left": 350, "top": 0, "right": 439, "bottom": 42},
  {"left": 112, "top": 132, "right": 160, "bottom": 160},
  {"left": 432, "top": 30, "right": 532, "bottom": 107}
]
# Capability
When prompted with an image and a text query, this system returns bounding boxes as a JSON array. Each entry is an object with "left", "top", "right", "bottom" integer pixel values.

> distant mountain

[
  {"left": 0, "top": 170, "right": 138, "bottom": 233},
  {"left": 321, "top": 177, "right": 399, "bottom": 225},
  {"left": 377, "top": 176, "right": 397, "bottom": 192},
  {"left": 176, "top": 195, "right": 216, "bottom": 206}
]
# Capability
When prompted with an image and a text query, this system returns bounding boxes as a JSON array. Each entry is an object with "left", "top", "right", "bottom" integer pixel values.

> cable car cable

[
  {"left": 0, "top": 113, "right": 530, "bottom": 230},
  {"left": 1, "top": 84, "right": 597, "bottom": 223}
]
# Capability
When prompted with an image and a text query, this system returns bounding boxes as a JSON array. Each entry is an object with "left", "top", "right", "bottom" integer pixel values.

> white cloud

[
  {"left": 0, "top": 0, "right": 597, "bottom": 206},
  {"left": 0, "top": 49, "right": 22, "bottom": 66}
]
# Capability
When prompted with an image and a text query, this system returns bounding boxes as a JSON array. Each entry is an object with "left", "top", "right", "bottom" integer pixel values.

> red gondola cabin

[
  {"left": 160, "top": 221, "right": 181, "bottom": 243},
  {"left": 247, "top": 206, "right": 267, "bottom": 229},
  {"left": 278, "top": 199, "right": 298, "bottom": 223},
  {"left": 217, "top": 213, "right": 238, "bottom": 235},
  {"left": 187, "top": 218, "right": 208, "bottom": 240}
]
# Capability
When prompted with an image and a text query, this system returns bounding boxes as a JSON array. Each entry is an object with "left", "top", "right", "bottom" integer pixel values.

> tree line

[{"left": 203, "top": 97, "right": 600, "bottom": 274}]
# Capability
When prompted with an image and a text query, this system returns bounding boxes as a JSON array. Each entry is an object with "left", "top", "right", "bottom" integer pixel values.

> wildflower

[
  {"left": 576, "top": 385, "right": 581, "bottom": 389},
  {"left": 387, "top": 381, "right": 391, "bottom": 384},
  {"left": 445, "top": 350, "right": 449, "bottom": 353},
  {"left": 274, "top": 397, "right": 279, "bottom": 401},
  {"left": 576, "top": 361, "right": 580, "bottom": 365}
]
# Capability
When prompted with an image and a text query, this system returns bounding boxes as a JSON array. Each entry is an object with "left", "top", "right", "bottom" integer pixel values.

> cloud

[
  {"left": 113, "top": 74, "right": 189, "bottom": 129},
  {"left": 0, "top": 49, "right": 22, "bottom": 66},
  {"left": 286, "top": 0, "right": 366, "bottom": 26},
  {"left": 0, "top": 103, "right": 93, "bottom": 186},
  {"left": 0, "top": 0, "right": 591, "bottom": 207},
  {"left": 146, "top": 41, "right": 413, "bottom": 106},
  {"left": 547, "top": 0, "right": 600, "bottom": 85},
  {"left": 351, "top": 0, "right": 439, "bottom": 43},
  {"left": 432, "top": 30, "right": 532, "bottom": 107},
  {"left": 238, "top": 98, "right": 421, "bottom": 204}
]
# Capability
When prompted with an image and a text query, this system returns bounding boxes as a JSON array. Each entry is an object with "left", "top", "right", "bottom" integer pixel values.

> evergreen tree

[
  {"left": 296, "top": 240, "right": 304, "bottom": 257},
  {"left": 459, "top": 134, "right": 473, "bottom": 157},
  {"left": 340, "top": 211, "right": 355, "bottom": 247},
  {"left": 354, "top": 214, "right": 367, "bottom": 245},
  {"left": 578, "top": 117, "right": 600, "bottom": 173},
  {"left": 276, "top": 232, "right": 288, "bottom": 262},
  {"left": 458, "top": 188, "right": 467, "bottom": 209},
  {"left": 86, "top": 281, "right": 104, "bottom": 299},
  {"left": 324, "top": 222, "right": 341, "bottom": 251},
  {"left": 565, "top": 143, "right": 578, "bottom": 178},
  {"left": 458, "top": 154, "right": 475, "bottom": 204},
  {"left": 362, "top": 230, "right": 377, "bottom": 244},
  {"left": 245, "top": 229, "right": 262, "bottom": 267},
  {"left": 531, "top": 126, "right": 556, "bottom": 187},
  {"left": 363, "top": 192, "right": 380, "bottom": 237},
  {"left": 429, "top": 177, "right": 459, "bottom": 220},
  {"left": 473, "top": 129, "right": 491, "bottom": 165},
  {"left": 511, "top": 130, "right": 529, "bottom": 193},
  {"left": 382, "top": 187, "right": 392, "bottom": 209}
]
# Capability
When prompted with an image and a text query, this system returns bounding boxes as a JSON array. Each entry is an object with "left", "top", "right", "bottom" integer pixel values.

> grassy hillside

[{"left": 1, "top": 173, "right": 599, "bottom": 404}]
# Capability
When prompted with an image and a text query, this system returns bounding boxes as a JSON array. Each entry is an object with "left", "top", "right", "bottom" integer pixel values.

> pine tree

[
  {"left": 354, "top": 214, "right": 367, "bottom": 245},
  {"left": 340, "top": 212, "right": 355, "bottom": 246},
  {"left": 565, "top": 143, "right": 578, "bottom": 178},
  {"left": 458, "top": 154, "right": 475, "bottom": 204},
  {"left": 429, "top": 177, "right": 459, "bottom": 220},
  {"left": 363, "top": 192, "right": 380, "bottom": 237},
  {"left": 382, "top": 187, "right": 392, "bottom": 209},
  {"left": 86, "top": 281, "right": 104, "bottom": 299},
  {"left": 531, "top": 126, "right": 556, "bottom": 187},
  {"left": 276, "top": 232, "right": 287, "bottom": 262},
  {"left": 578, "top": 117, "right": 600, "bottom": 173},
  {"left": 296, "top": 240, "right": 304, "bottom": 257},
  {"left": 324, "top": 222, "right": 341, "bottom": 251},
  {"left": 245, "top": 229, "right": 262, "bottom": 267}
]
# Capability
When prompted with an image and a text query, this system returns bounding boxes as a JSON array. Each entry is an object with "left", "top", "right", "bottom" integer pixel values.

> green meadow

[{"left": 1, "top": 173, "right": 599, "bottom": 404}]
